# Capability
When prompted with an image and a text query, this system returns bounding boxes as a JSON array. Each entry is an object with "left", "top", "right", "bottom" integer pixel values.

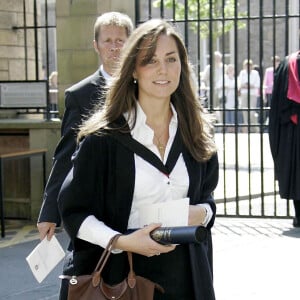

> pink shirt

[
  {"left": 287, "top": 51, "right": 300, "bottom": 104},
  {"left": 263, "top": 67, "right": 274, "bottom": 95}
]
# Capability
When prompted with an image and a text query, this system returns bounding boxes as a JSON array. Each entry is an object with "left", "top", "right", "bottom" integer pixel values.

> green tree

[{"left": 153, "top": 0, "right": 246, "bottom": 39}]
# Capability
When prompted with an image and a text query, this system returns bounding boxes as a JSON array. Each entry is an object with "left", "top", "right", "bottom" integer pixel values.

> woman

[
  {"left": 58, "top": 19, "right": 219, "bottom": 300},
  {"left": 238, "top": 59, "right": 260, "bottom": 132},
  {"left": 224, "top": 64, "right": 242, "bottom": 132}
]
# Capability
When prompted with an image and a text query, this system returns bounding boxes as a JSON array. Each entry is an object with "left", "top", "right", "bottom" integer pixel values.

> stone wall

[{"left": 0, "top": 0, "right": 44, "bottom": 81}]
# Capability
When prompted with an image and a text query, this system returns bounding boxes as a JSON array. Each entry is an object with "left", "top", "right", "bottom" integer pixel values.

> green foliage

[{"left": 153, "top": 0, "right": 246, "bottom": 39}]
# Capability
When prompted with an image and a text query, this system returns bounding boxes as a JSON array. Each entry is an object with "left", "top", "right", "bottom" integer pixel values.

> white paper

[
  {"left": 26, "top": 235, "right": 65, "bottom": 283},
  {"left": 138, "top": 197, "right": 189, "bottom": 227}
]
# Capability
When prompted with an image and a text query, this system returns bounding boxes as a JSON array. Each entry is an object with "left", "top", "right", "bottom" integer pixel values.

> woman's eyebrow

[
  {"left": 152, "top": 51, "right": 178, "bottom": 57},
  {"left": 166, "top": 51, "right": 177, "bottom": 55}
]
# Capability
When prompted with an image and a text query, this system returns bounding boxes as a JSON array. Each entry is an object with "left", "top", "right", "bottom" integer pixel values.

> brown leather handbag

[{"left": 60, "top": 235, "right": 164, "bottom": 300}]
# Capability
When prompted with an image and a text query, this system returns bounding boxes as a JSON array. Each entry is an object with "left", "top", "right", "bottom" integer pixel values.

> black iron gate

[
  {"left": 2, "top": 0, "right": 57, "bottom": 120},
  {"left": 135, "top": 0, "right": 300, "bottom": 218}
]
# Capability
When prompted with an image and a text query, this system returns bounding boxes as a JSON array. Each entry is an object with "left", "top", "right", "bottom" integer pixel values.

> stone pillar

[{"left": 56, "top": 0, "right": 135, "bottom": 117}]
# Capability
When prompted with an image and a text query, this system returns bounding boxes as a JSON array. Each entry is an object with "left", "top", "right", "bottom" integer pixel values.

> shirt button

[{"left": 167, "top": 181, "right": 170, "bottom": 185}]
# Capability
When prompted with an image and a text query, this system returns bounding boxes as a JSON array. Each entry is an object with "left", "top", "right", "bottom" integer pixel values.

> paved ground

[
  {"left": 0, "top": 220, "right": 41, "bottom": 249},
  {"left": 0, "top": 223, "right": 67, "bottom": 300},
  {"left": 0, "top": 217, "right": 299, "bottom": 299},
  {"left": 213, "top": 217, "right": 300, "bottom": 300}
]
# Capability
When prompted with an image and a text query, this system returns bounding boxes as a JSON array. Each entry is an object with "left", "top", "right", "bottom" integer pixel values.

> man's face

[{"left": 94, "top": 25, "right": 128, "bottom": 75}]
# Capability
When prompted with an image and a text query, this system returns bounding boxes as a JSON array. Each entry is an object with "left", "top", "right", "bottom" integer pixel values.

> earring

[{"left": 133, "top": 78, "right": 137, "bottom": 84}]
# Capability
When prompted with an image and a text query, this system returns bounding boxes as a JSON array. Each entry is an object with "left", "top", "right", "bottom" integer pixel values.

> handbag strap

[
  {"left": 92, "top": 234, "right": 137, "bottom": 288},
  {"left": 127, "top": 251, "right": 136, "bottom": 288},
  {"left": 94, "top": 234, "right": 121, "bottom": 273}
]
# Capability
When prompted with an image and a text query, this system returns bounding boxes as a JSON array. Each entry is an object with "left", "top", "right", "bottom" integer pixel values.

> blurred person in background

[
  {"left": 262, "top": 55, "right": 281, "bottom": 126},
  {"left": 238, "top": 59, "right": 260, "bottom": 132},
  {"left": 202, "top": 51, "right": 227, "bottom": 126},
  {"left": 269, "top": 51, "right": 300, "bottom": 227},
  {"left": 224, "top": 64, "right": 242, "bottom": 132},
  {"left": 49, "top": 71, "right": 58, "bottom": 115}
]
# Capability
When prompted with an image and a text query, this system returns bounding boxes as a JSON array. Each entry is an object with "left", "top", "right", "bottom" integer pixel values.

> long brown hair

[{"left": 78, "top": 19, "right": 216, "bottom": 162}]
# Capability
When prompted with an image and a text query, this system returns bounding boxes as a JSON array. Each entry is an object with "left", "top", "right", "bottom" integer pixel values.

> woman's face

[
  {"left": 227, "top": 66, "right": 234, "bottom": 76},
  {"left": 133, "top": 34, "right": 181, "bottom": 103}
]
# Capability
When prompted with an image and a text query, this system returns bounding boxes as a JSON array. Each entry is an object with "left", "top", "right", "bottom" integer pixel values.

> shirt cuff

[
  {"left": 77, "top": 215, "right": 122, "bottom": 253},
  {"left": 196, "top": 203, "right": 213, "bottom": 227}
]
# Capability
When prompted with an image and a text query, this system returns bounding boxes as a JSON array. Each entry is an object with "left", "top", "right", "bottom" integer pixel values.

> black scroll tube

[{"left": 149, "top": 226, "right": 208, "bottom": 245}]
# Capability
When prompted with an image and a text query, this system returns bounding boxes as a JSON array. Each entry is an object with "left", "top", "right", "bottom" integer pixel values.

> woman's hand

[
  {"left": 114, "top": 223, "right": 176, "bottom": 257},
  {"left": 188, "top": 205, "right": 207, "bottom": 226}
]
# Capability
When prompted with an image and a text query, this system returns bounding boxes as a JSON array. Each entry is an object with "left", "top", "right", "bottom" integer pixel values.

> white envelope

[
  {"left": 26, "top": 235, "right": 65, "bottom": 283},
  {"left": 138, "top": 197, "right": 189, "bottom": 227}
]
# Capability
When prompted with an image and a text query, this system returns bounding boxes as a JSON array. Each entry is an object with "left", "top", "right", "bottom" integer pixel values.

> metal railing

[
  {"left": 135, "top": 0, "right": 300, "bottom": 218},
  {"left": 2, "top": 0, "right": 57, "bottom": 120}
]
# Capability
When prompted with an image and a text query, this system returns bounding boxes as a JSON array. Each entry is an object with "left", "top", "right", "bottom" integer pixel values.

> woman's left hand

[
  {"left": 114, "top": 223, "right": 176, "bottom": 257},
  {"left": 188, "top": 205, "right": 207, "bottom": 226}
]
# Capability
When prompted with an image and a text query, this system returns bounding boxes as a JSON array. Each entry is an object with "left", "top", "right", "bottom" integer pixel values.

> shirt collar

[
  {"left": 100, "top": 65, "right": 111, "bottom": 83},
  {"left": 124, "top": 102, "right": 178, "bottom": 145}
]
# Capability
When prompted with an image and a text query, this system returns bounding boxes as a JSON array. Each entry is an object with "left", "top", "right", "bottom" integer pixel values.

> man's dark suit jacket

[{"left": 38, "top": 69, "right": 106, "bottom": 225}]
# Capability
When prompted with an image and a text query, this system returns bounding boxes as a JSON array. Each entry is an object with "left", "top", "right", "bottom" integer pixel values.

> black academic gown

[
  {"left": 58, "top": 121, "right": 219, "bottom": 300},
  {"left": 269, "top": 52, "right": 300, "bottom": 200}
]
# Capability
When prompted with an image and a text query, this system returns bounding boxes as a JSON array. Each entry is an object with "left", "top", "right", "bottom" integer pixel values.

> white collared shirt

[
  {"left": 126, "top": 103, "right": 189, "bottom": 228},
  {"left": 100, "top": 65, "right": 112, "bottom": 86},
  {"left": 77, "top": 103, "right": 212, "bottom": 248}
]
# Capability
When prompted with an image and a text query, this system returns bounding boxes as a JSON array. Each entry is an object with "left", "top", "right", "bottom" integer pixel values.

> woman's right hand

[{"left": 114, "top": 223, "right": 176, "bottom": 257}]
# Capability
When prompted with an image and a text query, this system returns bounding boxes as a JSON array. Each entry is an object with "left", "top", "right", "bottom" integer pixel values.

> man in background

[{"left": 37, "top": 12, "right": 133, "bottom": 240}]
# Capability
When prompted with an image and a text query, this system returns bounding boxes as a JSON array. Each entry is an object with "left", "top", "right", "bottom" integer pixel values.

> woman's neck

[
  {"left": 138, "top": 98, "right": 172, "bottom": 159},
  {"left": 139, "top": 99, "right": 171, "bottom": 128}
]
